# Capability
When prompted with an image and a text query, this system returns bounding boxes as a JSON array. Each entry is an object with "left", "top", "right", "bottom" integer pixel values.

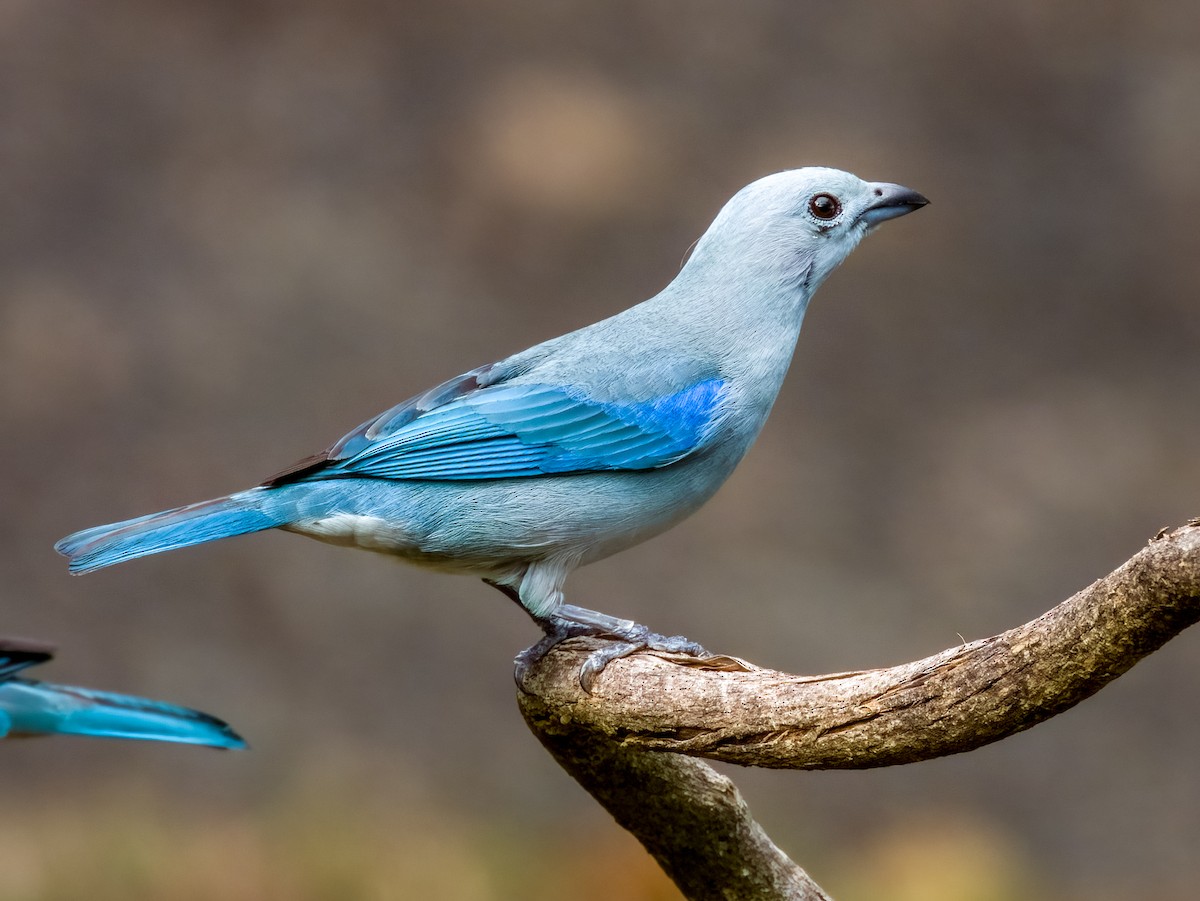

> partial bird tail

[
  {"left": 55, "top": 489, "right": 286, "bottom": 574},
  {"left": 0, "top": 680, "right": 247, "bottom": 748}
]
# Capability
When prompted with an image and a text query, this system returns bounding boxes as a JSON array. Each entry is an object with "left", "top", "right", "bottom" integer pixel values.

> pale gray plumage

[{"left": 57, "top": 167, "right": 927, "bottom": 679}]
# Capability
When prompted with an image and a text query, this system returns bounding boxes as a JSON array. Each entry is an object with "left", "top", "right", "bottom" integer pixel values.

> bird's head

[{"left": 688, "top": 167, "right": 928, "bottom": 296}]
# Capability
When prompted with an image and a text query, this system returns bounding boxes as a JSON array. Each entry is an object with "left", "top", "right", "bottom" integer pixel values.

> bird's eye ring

[{"left": 808, "top": 193, "right": 841, "bottom": 220}]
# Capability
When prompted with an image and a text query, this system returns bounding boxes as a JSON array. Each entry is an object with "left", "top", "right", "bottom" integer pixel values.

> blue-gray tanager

[
  {"left": 56, "top": 167, "right": 927, "bottom": 681},
  {"left": 0, "top": 637, "right": 245, "bottom": 747}
]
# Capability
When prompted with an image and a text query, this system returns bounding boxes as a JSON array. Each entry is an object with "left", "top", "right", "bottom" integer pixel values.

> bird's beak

[{"left": 859, "top": 183, "right": 929, "bottom": 228}]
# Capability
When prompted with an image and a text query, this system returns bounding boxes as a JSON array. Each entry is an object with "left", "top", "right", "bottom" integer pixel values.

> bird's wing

[
  {"left": 0, "top": 639, "right": 54, "bottom": 680},
  {"left": 266, "top": 365, "right": 730, "bottom": 484}
]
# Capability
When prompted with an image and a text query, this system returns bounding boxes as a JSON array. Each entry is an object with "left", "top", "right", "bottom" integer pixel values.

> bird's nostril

[{"left": 873, "top": 188, "right": 883, "bottom": 196}]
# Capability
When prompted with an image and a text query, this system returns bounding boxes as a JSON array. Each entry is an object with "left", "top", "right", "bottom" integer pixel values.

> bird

[
  {"left": 0, "top": 637, "right": 246, "bottom": 747},
  {"left": 56, "top": 167, "right": 927, "bottom": 685}
]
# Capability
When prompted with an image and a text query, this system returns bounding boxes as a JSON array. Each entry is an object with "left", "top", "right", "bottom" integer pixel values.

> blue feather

[
  {"left": 316, "top": 378, "right": 729, "bottom": 482},
  {"left": 0, "top": 641, "right": 245, "bottom": 748},
  {"left": 0, "top": 641, "right": 52, "bottom": 679},
  {"left": 55, "top": 494, "right": 286, "bottom": 574},
  {"left": 0, "top": 680, "right": 246, "bottom": 747}
]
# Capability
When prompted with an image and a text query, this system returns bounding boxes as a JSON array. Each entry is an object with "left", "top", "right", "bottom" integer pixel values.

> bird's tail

[
  {"left": 55, "top": 489, "right": 286, "bottom": 574},
  {"left": 0, "top": 680, "right": 246, "bottom": 748}
]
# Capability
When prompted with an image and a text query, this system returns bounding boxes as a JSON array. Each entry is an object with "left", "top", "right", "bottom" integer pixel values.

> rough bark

[{"left": 517, "top": 520, "right": 1200, "bottom": 900}]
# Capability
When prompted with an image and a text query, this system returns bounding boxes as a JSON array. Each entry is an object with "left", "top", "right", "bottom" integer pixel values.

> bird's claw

[
  {"left": 577, "top": 631, "right": 711, "bottom": 692},
  {"left": 514, "top": 613, "right": 712, "bottom": 694},
  {"left": 513, "top": 631, "right": 568, "bottom": 687}
]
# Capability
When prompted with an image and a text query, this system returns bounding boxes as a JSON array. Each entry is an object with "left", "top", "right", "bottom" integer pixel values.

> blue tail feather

[
  {"left": 0, "top": 680, "right": 246, "bottom": 748},
  {"left": 55, "top": 490, "right": 286, "bottom": 574}
]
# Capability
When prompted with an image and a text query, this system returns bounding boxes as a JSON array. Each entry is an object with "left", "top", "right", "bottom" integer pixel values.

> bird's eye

[{"left": 808, "top": 193, "right": 841, "bottom": 220}]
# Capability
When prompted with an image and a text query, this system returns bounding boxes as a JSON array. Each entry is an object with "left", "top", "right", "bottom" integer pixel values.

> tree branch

[{"left": 517, "top": 520, "right": 1200, "bottom": 899}]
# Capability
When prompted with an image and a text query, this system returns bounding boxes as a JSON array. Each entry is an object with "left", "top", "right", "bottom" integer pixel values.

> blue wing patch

[{"left": 305, "top": 377, "right": 729, "bottom": 482}]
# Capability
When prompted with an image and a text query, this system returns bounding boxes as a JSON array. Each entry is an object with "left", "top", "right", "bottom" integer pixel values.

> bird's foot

[
  {"left": 515, "top": 603, "right": 710, "bottom": 693},
  {"left": 574, "top": 629, "right": 709, "bottom": 694}
]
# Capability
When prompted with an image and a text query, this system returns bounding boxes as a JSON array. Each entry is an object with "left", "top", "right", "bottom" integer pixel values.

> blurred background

[{"left": 2, "top": 1, "right": 1199, "bottom": 898}]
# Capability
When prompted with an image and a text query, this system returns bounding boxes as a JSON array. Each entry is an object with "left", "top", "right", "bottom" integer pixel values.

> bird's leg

[
  {"left": 483, "top": 578, "right": 523, "bottom": 606},
  {"left": 486, "top": 579, "right": 599, "bottom": 683},
  {"left": 486, "top": 578, "right": 710, "bottom": 692}
]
